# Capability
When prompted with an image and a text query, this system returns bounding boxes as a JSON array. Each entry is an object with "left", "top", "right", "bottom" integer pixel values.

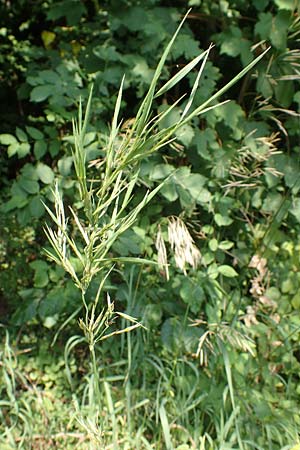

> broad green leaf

[
  {"left": 176, "top": 123, "right": 195, "bottom": 146},
  {"left": 83, "top": 131, "right": 96, "bottom": 146},
  {"left": 17, "top": 142, "right": 31, "bottom": 158},
  {"left": 29, "top": 196, "right": 45, "bottom": 218},
  {"left": 194, "top": 128, "right": 220, "bottom": 160},
  {"left": 49, "top": 140, "right": 60, "bottom": 157},
  {"left": 270, "top": 11, "right": 289, "bottom": 50},
  {"left": 179, "top": 278, "right": 204, "bottom": 313},
  {"left": 1, "top": 196, "right": 28, "bottom": 212},
  {"left": 26, "top": 126, "right": 44, "bottom": 140},
  {"left": 7, "top": 142, "right": 19, "bottom": 157},
  {"left": 22, "top": 163, "right": 39, "bottom": 180},
  {"left": 218, "top": 265, "right": 238, "bottom": 278},
  {"left": 294, "top": 91, "right": 300, "bottom": 108},
  {"left": 255, "top": 13, "right": 273, "bottom": 41},
  {"left": 112, "top": 229, "right": 142, "bottom": 256},
  {"left": 39, "top": 289, "right": 67, "bottom": 318},
  {"left": 292, "top": 293, "right": 300, "bottom": 309},
  {"left": 30, "top": 85, "right": 54, "bottom": 102},
  {"left": 202, "top": 251, "right": 214, "bottom": 266},
  {"left": 214, "top": 101, "right": 245, "bottom": 135},
  {"left": 13, "top": 295, "right": 40, "bottom": 325},
  {"left": 264, "top": 287, "right": 281, "bottom": 301},
  {"left": 27, "top": 75, "right": 43, "bottom": 86},
  {"left": 18, "top": 177, "right": 39, "bottom": 194},
  {"left": 274, "top": 80, "right": 294, "bottom": 107},
  {"left": 16, "top": 127, "right": 28, "bottom": 142},
  {"left": 47, "top": 1, "right": 87, "bottom": 25},
  {"left": 209, "top": 238, "right": 218, "bottom": 252},
  {"left": 39, "top": 70, "right": 60, "bottom": 84},
  {"left": 207, "top": 262, "right": 219, "bottom": 279},
  {"left": 290, "top": 198, "right": 300, "bottom": 223},
  {"left": 252, "top": 0, "right": 270, "bottom": 10},
  {"left": 257, "top": 71, "right": 273, "bottom": 98},
  {"left": 143, "top": 304, "right": 163, "bottom": 327},
  {"left": 219, "top": 240, "right": 234, "bottom": 250},
  {"left": 219, "top": 26, "right": 252, "bottom": 65},
  {"left": 58, "top": 156, "right": 73, "bottom": 176},
  {"left": 221, "top": 37, "right": 241, "bottom": 58},
  {"left": 93, "top": 44, "right": 120, "bottom": 61},
  {"left": 150, "top": 164, "right": 174, "bottom": 180},
  {"left": 30, "top": 260, "right": 49, "bottom": 288},
  {"left": 132, "top": 59, "right": 154, "bottom": 87},
  {"left": 170, "top": 32, "right": 200, "bottom": 59},
  {"left": 34, "top": 141, "right": 47, "bottom": 158},
  {"left": 262, "top": 193, "right": 283, "bottom": 213},
  {"left": 274, "top": 0, "right": 296, "bottom": 9},
  {"left": 175, "top": 168, "right": 206, "bottom": 191},
  {"left": 161, "top": 318, "right": 180, "bottom": 351},
  {"left": 36, "top": 163, "right": 55, "bottom": 184},
  {"left": 214, "top": 213, "right": 233, "bottom": 226},
  {"left": 255, "top": 11, "right": 289, "bottom": 50},
  {"left": 196, "top": 189, "right": 211, "bottom": 204},
  {"left": 160, "top": 182, "right": 178, "bottom": 202},
  {"left": 281, "top": 278, "right": 294, "bottom": 293},
  {"left": 0, "top": 134, "right": 17, "bottom": 145}
]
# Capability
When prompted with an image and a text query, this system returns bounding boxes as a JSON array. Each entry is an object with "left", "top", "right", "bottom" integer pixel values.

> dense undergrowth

[{"left": 1, "top": 1, "right": 300, "bottom": 449}]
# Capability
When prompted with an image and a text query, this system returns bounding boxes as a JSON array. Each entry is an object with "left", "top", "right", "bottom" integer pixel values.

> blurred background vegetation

[{"left": 1, "top": 0, "right": 300, "bottom": 448}]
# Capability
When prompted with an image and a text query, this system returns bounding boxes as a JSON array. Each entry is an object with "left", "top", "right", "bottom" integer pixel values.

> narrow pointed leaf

[
  {"left": 154, "top": 48, "right": 210, "bottom": 98},
  {"left": 181, "top": 47, "right": 271, "bottom": 126},
  {"left": 134, "top": 9, "right": 192, "bottom": 135},
  {"left": 181, "top": 43, "right": 213, "bottom": 119}
]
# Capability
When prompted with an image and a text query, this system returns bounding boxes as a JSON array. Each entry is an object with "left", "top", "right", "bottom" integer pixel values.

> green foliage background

[{"left": 1, "top": 0, "right": 300, "bottom": 448}]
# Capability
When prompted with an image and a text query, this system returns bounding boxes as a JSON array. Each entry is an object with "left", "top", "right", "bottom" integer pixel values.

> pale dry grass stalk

[
  {"left": 243, "top": 254, "right": 278, "bottom": 328},
  {"left": 248, "top": 254, "right": 269, "bottom": 299},
  {"left": 223, "top": 132, "right": 282, "bottom": 191},
  {"left": 191, "top": 320, "right": 255, "bottom": 366},
  {"left": 155, "top": 226, "right": 169, "bottom": 280}
]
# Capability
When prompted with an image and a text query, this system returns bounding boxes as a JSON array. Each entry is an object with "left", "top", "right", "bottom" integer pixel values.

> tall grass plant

[{"left": 42, "top": 12, "right": 270, "bottom": 449}]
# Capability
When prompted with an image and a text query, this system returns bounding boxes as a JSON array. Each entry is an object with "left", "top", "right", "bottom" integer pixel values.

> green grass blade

[
  {"left": 181, "top": 43, "right": 213, "bottom": 119},
  {"left": 181, "top": 47, "right": 271, "bottom": 126},
  {"left": 219, "top": 341, "right": 244, "bottom": 450},
  {"left": 112, "top": 75, "right": 124, "bottom": 134},
  {"left": 99, "top": 257, "right": 158, "bottom": 265},
  {"left": 82, "top": 85, "right": 93, "bottom": 138},
  {"left": 105, "top": 76, "right": 125, "bottom": 177},
  {"left": 154, "top": 48, "right": 210, "bottom": 98},
  {"left": 159, "top": 402, "right": 173, "bottom": 450},
  {"left": 103, "top": 381, "right": 118, "bottom": 450},
  {"left": 134, "top": 9, "right": 191, "bottom": 136}
]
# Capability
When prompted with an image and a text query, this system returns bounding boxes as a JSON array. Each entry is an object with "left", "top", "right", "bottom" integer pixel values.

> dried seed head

[{"left": 167, "top": 216, "right": 201, "bottom": 275}]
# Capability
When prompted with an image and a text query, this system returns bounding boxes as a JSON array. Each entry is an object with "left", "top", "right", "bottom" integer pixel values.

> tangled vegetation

[{"left": 1, "top": 1, "right": 300, "bottom": 449}]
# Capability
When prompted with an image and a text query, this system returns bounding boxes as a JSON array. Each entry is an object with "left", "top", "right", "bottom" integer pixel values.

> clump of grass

[{"left": 43, "top": 10, "right": 269, "bottom": 447}]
